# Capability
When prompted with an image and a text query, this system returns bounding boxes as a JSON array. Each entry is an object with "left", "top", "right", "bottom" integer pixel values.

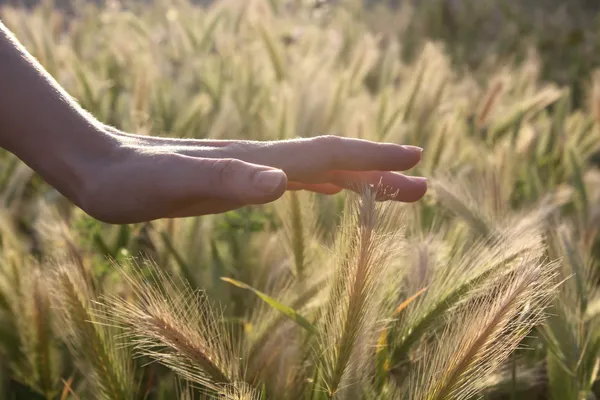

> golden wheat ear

[
  {"left": 408, "top": 255, "right": 558, "bottom": 400},
  {"left": 311, "top": 182, "right": 407, "bottom": 399},
  {"left": 96, "top": 258, "right": 254, "bottom": 397}
]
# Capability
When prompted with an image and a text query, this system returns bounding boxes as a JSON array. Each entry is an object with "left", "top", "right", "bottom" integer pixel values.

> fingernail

[
  {"left": 254, "top": 170, "right": 286, "bottom": 193},
  {"left": 410, "top": 176, "right": 428, "bottom": 185},
  {"left": 404, "top": 145, "right": 423, "bottom": 153}
]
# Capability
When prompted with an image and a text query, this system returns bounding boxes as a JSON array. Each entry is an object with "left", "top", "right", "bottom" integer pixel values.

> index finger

[{"left": 225, "top": 135, "right": 423, "bottom": 180}]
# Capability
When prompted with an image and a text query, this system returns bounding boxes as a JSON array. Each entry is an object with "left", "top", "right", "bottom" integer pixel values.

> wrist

[
  {"left": 0, "top": 24, "right": 125, "bottom": 212},
  {"left": 11, "top": 124, "right": 122, "bottom": 211}
]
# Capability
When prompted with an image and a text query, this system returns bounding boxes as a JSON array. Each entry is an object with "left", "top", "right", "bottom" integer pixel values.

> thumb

[{"left": 204, "top": 158, "right": 288, "bottom": 205}]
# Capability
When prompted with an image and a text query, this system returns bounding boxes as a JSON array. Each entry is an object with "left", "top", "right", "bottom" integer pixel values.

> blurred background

[{"left": 4, "top": 0, "right": 600, "bottom": 108}]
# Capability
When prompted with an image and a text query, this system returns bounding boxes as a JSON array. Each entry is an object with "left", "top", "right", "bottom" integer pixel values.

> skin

[{"left": 0, "top": 21, "right": 427, "bottom": 225}]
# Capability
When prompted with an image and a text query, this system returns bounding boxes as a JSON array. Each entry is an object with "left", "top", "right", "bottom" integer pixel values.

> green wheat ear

[{"left": 48, "top": 262, "right": 135, "bottom": 400}]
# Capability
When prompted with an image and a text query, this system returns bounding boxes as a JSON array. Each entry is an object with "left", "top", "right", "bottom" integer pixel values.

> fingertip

[
  {"left": 401, "top": 176, "right": 428, "bottom": 202},
  {"left": 403, "top": 145, "right": 423, "bottom": 158},
  {"left": 399, "top": 145, "right": 423, "bottom": 167},
  {"left": 402, "top": 145, "right": 423, "bottom": 153},
  {"left": 251, "top": 168, "right": 288, "bottom": 203},
  {"left": 374, "top": 175, "right": 427, "bottom": 203},
  {"left": 254, "top": 169, "right": 287, "bottom": 193},
  {"left": 365, "top": 142, "right": 423, "bottom": 171},
  {"left": 411, "top": 175, "right": 427, "bottom": 187}
]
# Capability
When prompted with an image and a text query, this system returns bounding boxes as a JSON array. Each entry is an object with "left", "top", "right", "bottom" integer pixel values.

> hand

[
  {"left": 78, "top": 129, "right": 427, "bottom": 224},
  {"left": 0, "top": 23, "right": 426, "bottom": 225}
]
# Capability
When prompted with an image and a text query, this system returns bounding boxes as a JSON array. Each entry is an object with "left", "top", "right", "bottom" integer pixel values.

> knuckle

[
  {"left": 215, "top": 158, "right": 244, "bottom": 183},
  {"left": 314, "top": 135, "right": 343, "bottom": 168}
]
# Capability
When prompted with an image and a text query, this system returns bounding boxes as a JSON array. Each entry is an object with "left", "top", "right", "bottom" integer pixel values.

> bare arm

[{"left": 0, "top": 21, "right": 118, "bottom": 207}]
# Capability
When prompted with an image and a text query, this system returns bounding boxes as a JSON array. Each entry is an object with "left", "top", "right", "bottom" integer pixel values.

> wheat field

[{"left": 1, "top": 0, "right": 600, "bottom": 399}]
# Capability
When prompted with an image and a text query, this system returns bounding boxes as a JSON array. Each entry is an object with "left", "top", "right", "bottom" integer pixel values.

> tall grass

[{"left": 0, "top": 0, "right": 599, "bottom": 398}]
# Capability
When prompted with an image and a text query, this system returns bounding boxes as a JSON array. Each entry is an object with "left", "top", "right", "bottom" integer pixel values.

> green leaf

[
  {"left": 160, "top": 231, "right": 196, "bottom": 288},
  {"left": 113, "top": 224, "right": 130, "bottom": 254},
  {"left": 93, "top": 233, "right": 113, "bottom": 258},
  {"left": 221, "top": 277, "right": 317, "bottom": 334},
  {"left": 197, "top": 11, "right": 223, "bottom": 52},
  {"left": 560, "top": 230, "right": 588, "bottom": 314}
]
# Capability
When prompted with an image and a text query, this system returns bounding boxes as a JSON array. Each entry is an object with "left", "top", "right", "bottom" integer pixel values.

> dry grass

[{"left": 0, "top": 0, "right": 599, "bottom": 399}]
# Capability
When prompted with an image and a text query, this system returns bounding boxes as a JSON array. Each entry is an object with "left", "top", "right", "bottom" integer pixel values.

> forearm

[{"left": 0, "top": 21, "right": 118, "bottom": 205}]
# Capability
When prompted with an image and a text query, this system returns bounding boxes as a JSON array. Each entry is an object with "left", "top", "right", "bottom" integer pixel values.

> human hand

[
  {"left": 0, "top": 23, "right": 426, "bottom": 225},
  {"left": 77, "top": 130, "right": 427, "bottom": 224}
]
